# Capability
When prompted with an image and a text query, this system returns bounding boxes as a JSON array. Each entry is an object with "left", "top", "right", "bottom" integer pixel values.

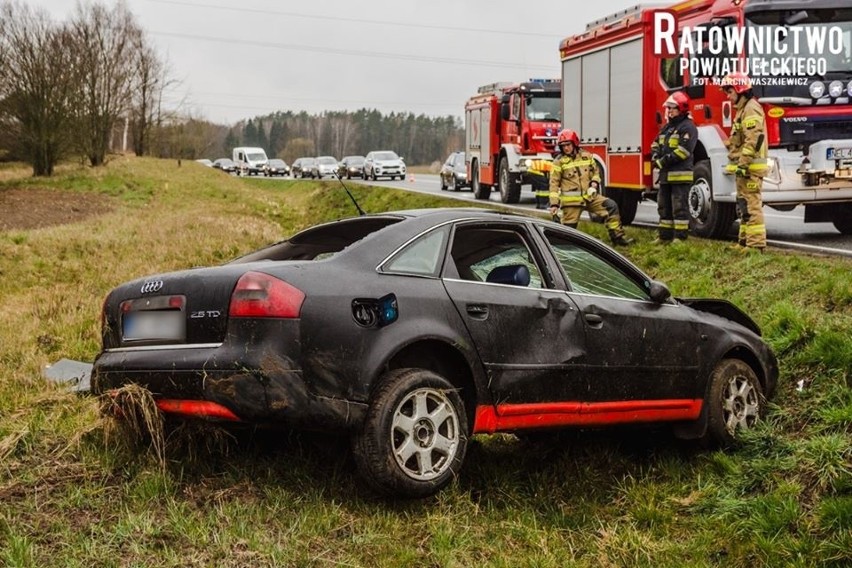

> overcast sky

[{"left": 37, "top": 0, "right": 642, "bottom": 125}]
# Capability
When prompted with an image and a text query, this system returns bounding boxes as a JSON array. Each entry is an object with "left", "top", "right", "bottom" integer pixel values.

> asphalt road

[{"left": 346, "top": 173, "right": 852, "bottom": 257}]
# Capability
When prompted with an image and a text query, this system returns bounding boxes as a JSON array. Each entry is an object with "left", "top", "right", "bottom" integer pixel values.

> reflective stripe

[
  {"left": 742, "top": 147, "right": 755, "bottom": 157},
  {"left": 667, "top": 172, "right": 694, "bottom": 182},
  {"left": 674, "top": 220, "right": 689, "bottom": 230},
  {"left": 560, "top": 195, "right": 585, "bottom": 205},
  {"left": 659, "top": 219, "right": 675, "bottom": 229},
  {"left": 673, "top": 147, "right": 689, "bottom": 159},
  {"left": 744, "top": 224, "right": 766, "bottom": 234},
  {"left": 748, "top": 159, "right": 768, "bottom": 173},
  {"left": 743, "top": 117, "right": 763, "bottom": 129}
]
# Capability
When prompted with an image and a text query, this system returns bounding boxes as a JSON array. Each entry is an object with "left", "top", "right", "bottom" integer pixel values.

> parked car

[
  {"left": 264, "top": 159, "right": 290, "bottom": 177},
  {"left": 195, "top": 159, "right": 213, "bottom": 167},
  {"left": 338, "top": 155, "right": 366, "bottom": 179},
  {"left": 211, "top": 158, "right": 238, "bottom": 174},
  {"left": 363, "top": 150, "right": 406, "bottom": 181},
  {"left": 92, "top": 208, "right": 778, "bottom": 498},
  {"left": 439, "top": 151, "right": 468, "bottom": 191},
  {"left": 312, "top": 156, "right": 340, "bottom": 179},
  {"left": 290, "top": 157, "right": 316, "bottom": 179}
]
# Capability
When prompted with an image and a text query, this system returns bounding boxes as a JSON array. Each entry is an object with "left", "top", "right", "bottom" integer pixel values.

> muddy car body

[{"left": 93, "top": 208, "right": 778, "bottom": 497}]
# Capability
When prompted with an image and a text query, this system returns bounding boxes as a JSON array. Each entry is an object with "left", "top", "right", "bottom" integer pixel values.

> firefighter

[
  {"left": 721, "top": 72, "right": 767, "bottom": 252},
  {"left": 549, "top": 129, "right": 633, "bottom": 246},
  {"left": 527, "top": 158, "right": 553, "bottom": 209},
  {"left": 651, "top": 91, "right": 698, "bottom": 242}
]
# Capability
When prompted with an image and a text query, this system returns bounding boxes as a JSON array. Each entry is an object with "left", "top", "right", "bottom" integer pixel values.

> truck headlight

[
  {"left": 829, "top": 81, "right": 844, "bottom": 98},
  {"left": 809, "top": 81, "right": 825, "bottom": 99}
]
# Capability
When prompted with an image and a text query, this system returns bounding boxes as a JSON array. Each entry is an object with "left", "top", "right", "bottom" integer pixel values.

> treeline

[
  {"left": 221, "top": 110, "right": 464, "bottom": 165},
  {"left": 0, "top": 0, "right": 464, "bottom": 176}
]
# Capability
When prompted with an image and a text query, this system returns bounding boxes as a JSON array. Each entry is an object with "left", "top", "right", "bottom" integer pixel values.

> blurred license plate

[
  {"left": 827, "top": 147, "right": 852, "bottom": 160},
  {"left": 123, "top": 311, "right": 184, "bottom": 341}
]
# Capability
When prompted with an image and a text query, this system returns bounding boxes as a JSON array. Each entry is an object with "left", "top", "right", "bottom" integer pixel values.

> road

[{"left": 345, "top": 173, "right": 852, "bottom": 257}]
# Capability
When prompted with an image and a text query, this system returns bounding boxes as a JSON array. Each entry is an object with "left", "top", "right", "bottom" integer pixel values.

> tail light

[{"left": 229, "top": 271, "right": 305, "bottom": 318}]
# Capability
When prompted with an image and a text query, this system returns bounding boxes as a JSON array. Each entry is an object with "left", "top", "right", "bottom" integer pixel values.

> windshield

[
  {"left": 525, "top": 95, "right": 561, "bottom": 121},
  {"left": 247, "top": 152, "right": 267, "bottom": 161},
  {"left": 346, "top": 157, "right": 365, "bottom": 164},
  {"left": 374, "top": 152, "right": 399, "bottom": 160},
  {"left": 747, "top": 9, "right": 852, "bottom": 75},
  {"left": 318, "top": 157, "right": 337, "bottom": 165}
]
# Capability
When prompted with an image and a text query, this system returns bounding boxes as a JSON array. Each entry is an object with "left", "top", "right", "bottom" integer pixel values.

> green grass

[{"left": 0, "top": 156, "right": 850, "bottom": 567}]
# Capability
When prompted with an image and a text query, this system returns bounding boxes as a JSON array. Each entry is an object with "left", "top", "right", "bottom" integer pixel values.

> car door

[
  {"left": 538, "top": 226, "right": 702, "bottom": 403},
  {"left": 441, "top": 221, "right": 588, "bottom": 405}
]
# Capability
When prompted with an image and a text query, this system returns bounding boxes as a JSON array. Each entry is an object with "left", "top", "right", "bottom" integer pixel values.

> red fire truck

[
  {"left": 559, "top": 0, "right": 852, "bottom": 236},
  {"left": 465, "top": 79, "right": 561, "bottom": 203}
]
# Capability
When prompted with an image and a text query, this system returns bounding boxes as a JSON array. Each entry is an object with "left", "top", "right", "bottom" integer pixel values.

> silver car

[
  {"left": 312, "top": 156, "right": 340, "bottom": 179},
  {"left": 364, "top": 150, "right": 406, "bottom": 181}
]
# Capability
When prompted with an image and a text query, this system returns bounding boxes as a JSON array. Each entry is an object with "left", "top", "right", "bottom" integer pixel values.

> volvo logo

[{"left": 140, "top": 280, "right": 164, "bottom": 294}]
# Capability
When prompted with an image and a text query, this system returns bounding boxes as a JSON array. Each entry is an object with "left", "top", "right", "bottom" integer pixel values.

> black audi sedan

[{"left": 93, "top": 208, "right": 778, "bottom": 497}]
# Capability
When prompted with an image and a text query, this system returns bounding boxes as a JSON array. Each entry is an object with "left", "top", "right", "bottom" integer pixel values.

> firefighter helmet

[
  {"left": 557, "top": 129, "right": 580, "bottom": 148},
  {"left": 720, "top": 72, "right": 753, "bottom": 94},
  {"left": 663, "top": 91, "right": 690, "bottom": 113}
]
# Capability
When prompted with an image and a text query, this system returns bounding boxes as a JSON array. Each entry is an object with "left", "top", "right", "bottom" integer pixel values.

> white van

[{"left": 232, "top": 147, "right": 268, "bottom": 176}]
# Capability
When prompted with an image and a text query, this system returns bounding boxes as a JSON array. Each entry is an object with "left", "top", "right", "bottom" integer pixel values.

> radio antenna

[{"left": 333, "top": 172, "right": 366, "bottom": 216}]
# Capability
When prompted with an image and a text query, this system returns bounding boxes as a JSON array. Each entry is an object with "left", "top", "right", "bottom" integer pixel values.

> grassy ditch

[{"left": 0, "top": 156, "right": 850, "bottom": 567}]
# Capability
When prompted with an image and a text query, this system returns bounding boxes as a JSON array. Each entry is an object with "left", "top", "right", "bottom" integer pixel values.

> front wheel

[
  {"left": 702, "top": 359, "right": 764, "bottom": 447},
  {"left": 689, "top": 160, "right": 736, "bottom": 238},
  {"left": 353, "top": 368, "right": 468, "bottom": 498}
]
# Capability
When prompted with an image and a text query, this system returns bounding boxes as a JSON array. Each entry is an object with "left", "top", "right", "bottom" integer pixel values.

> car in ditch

[{"left": 92, "top": 208, "right": 778, "bottom": 497}]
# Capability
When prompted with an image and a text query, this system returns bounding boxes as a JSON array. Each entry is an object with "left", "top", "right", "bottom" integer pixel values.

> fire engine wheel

[
  {"left": 688, "top": 160, "right": 736, "bottom": 239},
  {"left": 832, "top": 203, "right": 852, "bottom": 234},
  {"left": 472, "top": 164, "right": 490, "bottom": 200},
  {"left": 498, "top": 157, "right": 521, "bottom": 204}
]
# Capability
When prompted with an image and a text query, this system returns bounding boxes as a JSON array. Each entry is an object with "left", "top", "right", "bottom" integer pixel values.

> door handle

[
  {"left": 584, "top": 313, "right": 603, "bottom": 326},
  {"left": 466, "top": 304, "right": 489, "bottom": 320}
]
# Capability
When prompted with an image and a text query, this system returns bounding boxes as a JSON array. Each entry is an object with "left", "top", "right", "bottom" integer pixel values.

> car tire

[
  {"left": 702, "top": 359, "right": 764, "bottom": 447},
  {"left": 832, "top": 203, "right": 852, "bottom": 234},
  {"left": 449, "top": 176, "right": 456, "bottom": 191},
  {"left": 353, "top": 368, "right": 468, "bottom": 498}
]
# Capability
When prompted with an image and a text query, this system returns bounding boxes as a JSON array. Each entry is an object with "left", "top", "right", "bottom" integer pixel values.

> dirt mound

[{"left": 0, "top": 188, "right": 114, "bottom": 232}]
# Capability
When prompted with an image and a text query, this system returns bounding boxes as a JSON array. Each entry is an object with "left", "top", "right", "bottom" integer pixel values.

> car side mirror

[{"left": 649, "top": 280, "right": 671, "bottom": 303}]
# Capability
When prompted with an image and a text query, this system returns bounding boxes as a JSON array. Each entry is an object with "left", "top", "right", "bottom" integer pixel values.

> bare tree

[
  {"left": 0, "top": 2, "right": 80, "bottom": 176},
  {"left": 129, "top": 34, "right": 174, "bottom": 157},
  {"left": 70, "top": 1, "right": 139, "bottom": 166}
]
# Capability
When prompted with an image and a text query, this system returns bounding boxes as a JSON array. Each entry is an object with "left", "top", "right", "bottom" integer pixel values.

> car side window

[
  {"left": 382, "top": 225, "right": 450, "bottom": 276},
  {"left": 543, "top": 229, "right": 649, "bottom": 300},
  {"left": 448, "top": 225, "right": 543, "bottom": 288}
]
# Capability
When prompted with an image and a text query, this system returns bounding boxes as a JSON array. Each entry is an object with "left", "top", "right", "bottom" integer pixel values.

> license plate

[
  {"left": 123, "top": 311, "right": 185, "bottom": 341},
  {"left": 827, "top": 147, "right": 852, "bottom": 160}
]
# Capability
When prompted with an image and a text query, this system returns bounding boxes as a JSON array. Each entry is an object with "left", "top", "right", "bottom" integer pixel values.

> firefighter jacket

[
  {"left": 726, "top": 96, "right": 767, "bottom": 177},
  {"left": 549, "top": 150, "right": 601, "bottom": 207},
  {"left": 651, "top": 113, "right": 698, "bottom": 184}
]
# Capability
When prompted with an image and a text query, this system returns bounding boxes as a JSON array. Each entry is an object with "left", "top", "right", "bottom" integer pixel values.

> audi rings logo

[{"left": 140, "top": 280, "right": 164, "bottom": 294}]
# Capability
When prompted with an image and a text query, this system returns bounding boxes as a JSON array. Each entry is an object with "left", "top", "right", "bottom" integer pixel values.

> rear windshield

[{"left": 230, "top": 216, "right": 404, "bottom": 263}]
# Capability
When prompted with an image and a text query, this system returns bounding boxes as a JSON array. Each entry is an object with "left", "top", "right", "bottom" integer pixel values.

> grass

[{"left": 0, "top": 155, "right": 850, "bottom": 567}]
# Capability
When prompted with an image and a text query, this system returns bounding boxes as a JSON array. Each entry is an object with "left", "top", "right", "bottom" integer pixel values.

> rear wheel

[
  {"left": 689, "top": 160, "right": 736, "bottom": 238},
  {"left": 353, "top": 368, "right": 468, "bottom": 497},
  {"left": 832, "top": 203, "right": 852, "bottom": 234},
  {"left": 702, "top": 359, "right": 764, "bottom": 446},
  {"left": 472, "top": 163, "right": 490, "bottom": 200},
  {"left": 498, "top": 157, "right": 520, "bottom": 204},
  {"left": 606, "top": 188, "right": 639, "bottom": 225}
]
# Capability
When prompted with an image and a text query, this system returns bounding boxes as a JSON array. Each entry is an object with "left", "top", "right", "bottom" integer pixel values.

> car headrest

[{"left": 486, "top": 264, "right": 531, "bottom": 287}]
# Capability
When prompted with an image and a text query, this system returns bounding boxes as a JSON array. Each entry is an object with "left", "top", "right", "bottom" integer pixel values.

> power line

[
  {"left": 150, "top": 30, "right": 556, "bottom": 70},
  {"left": 145, "top": 0, "right": 565, "bottom": 40}
]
